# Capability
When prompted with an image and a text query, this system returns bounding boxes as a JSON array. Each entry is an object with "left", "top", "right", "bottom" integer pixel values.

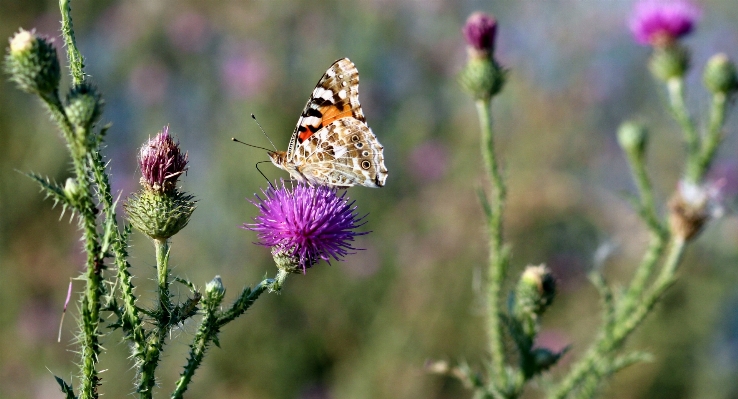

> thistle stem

[
  {"left": 171, "top": 277, "right": 273, "bottom": 399},
  {"left": 59, "top": 0, "right": 85, "bottom": 85},
  {"left": 476, "top": 98, "right": 509, "bottom": 389},
  {"left": 138, "top": 239, "right": 172, "bottom": 398},
  {"left": 666, "top": 78, "right": 700, "bottom": 182},
  {"left": 697, "top": 92, "right": 728, "bottom": 179}
]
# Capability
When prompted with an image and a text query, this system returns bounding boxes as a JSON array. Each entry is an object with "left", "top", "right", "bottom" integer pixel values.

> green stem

[
  {"left": 549, "top": 238, "right": 686, "bottom": 399},
  {"left": 476, "top": 98, "right": 509, "bottom": 389},
  {"left": 666, "top": 78, "right": 700, "bottom": 182},
  {"left": 618, "top": 233, "right": 667, "bottom": 319},
  {"left": 59, "top": 0, "right": 85, "bottom": 85},
  {"left": 696, "top": 92, "right": 728, "bottom": 179},
  {"left": 138, "top": 239, "right": 172, "bottom": 398},
  {"left": 171, "top": 277, "right": 273, "bottom": 399}
]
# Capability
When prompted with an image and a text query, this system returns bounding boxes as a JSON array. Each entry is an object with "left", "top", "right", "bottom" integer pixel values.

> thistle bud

[
  {"left": 63, "top": 177, "right": 79, "bottom": 201},
  {"left": 4, "top": 29, "right": 60, "bottom": 96},
  {"left": 205, "top": 275, "right": 225, "bottom": 304},
  {"left": 703, "top": 53, "right": 738, "bottom": 95},
  {"left": 617, "top": 121, "right": 648, "bottom": 162},
  {"left": 139, "top": 127, "right": 188, "bottom": 193},
  {"left": 459, "top": 12, "right": 506, "bottom": 100},
  {"left": 65, "top": 83, "right": 104, "bottom": 131},
  {"left": 515, "top": 264, "right": 556, "bottom": 316},
  {"left": 648, "top": 44, "right": 690, "bottom": 82}
]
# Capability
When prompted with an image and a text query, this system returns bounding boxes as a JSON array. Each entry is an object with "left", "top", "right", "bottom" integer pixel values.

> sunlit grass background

[{"left": 2, "top": 0, "right": 738, "bottom": 398}]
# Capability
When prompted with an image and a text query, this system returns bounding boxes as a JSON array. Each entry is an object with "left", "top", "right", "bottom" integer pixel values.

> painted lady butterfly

[{"left": 268, "top": 58, "right": 388, "bottom": 188}]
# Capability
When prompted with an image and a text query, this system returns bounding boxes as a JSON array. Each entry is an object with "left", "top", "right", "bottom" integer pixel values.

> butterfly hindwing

[{"left": 296, "top": 118, "right": 387, "bottom": 188}]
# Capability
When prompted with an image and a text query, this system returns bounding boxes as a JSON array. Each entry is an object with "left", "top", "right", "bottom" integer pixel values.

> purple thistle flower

[
  {"left": 245, "top": 181, "right": 367, "bottom": 272},
  {"left": 629, "top": 0, "right": 701, "bottom": 46},
  {"left": 463, "top": 12, "right": 498, "bottom": 54},
  {"left": 139, "top": 126, "right": 188, "bottom": 192}
]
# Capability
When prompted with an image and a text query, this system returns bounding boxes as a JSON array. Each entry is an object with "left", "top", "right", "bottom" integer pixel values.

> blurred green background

[{"left": 2, "top": 0, "right": 738, "bottom": 398}]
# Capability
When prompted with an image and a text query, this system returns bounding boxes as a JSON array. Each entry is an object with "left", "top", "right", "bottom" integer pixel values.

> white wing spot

[
  {"left": 337, "top": 90, "right": 347, "bottom": 99},
  {"left": 302, "top": 116, "right": 321, "bottom": 127},
  {"left": 341, "top": 81, "right": 348, "bottom": 87},
  {"left": 313, "top": 87, "right": 334, "bottom": 101}
]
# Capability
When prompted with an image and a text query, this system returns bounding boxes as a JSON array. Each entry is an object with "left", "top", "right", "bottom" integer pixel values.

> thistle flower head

[
  {"left": 630, "top": 0, "right": 700, "bottom": 47},
  {"left": 245, "top": 181, "right": 367, "bottom": 273},
  {"left": 139, "top": 126, "right": 188, "bottom": 193},
  {"left": 125, "top": 127, "right": 195, "bottom": 240},
  {"left": 463, "top": 12, "right": 498, "bottom": 55}
]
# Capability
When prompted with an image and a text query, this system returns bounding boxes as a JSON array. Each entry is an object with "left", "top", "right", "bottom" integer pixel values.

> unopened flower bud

[
  {"left": 531, "top": 347, "right": 564, "bottom": 373},
  {"left": 649, "top": 44, "right": 690, "bottom": 82},
  {"left": 617, "top": 121, "right": 648, "bottom": 161},
  {"left": 516, "top": 264, "right": 556, "bottom": 316},
  {"left": 63, "top": 177, "right": 80, "bottom": 203},
  {"left": 4, "top": 29, "right": 60, "bottom": 96},
  {"left": 703, "top": 53, "right": 738, "bottom": 95},
  {"left": 65, "top": 83, "right": 103, "bottom": 131},
  {"left": 205, "top": 275, "right": 225, "bottom": 304}
]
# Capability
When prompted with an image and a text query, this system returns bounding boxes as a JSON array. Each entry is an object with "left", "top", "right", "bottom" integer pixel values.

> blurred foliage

[{"left": 2, "top": 0, "right": 738, "bottom": 398}]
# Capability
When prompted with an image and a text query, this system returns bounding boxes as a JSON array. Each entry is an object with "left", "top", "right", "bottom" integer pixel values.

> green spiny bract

[
  {"left": 125, "top": 189, "right": 196, "bottom": 240},
  {"left": 649, "top": 43, "right": 690, "bottom": 82},
  {"left": 4, "top": 29, "right": 60, "bottom": 97},
  {"left": 459, "top": 57, "right": 506, "bottom": 101}
]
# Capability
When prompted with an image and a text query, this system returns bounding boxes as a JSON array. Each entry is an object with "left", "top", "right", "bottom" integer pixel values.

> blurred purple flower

[
  {"left": 463, "top": 12, "right": 498, "bottom": 53},
  {"left": 139, "top": 126, "right": 188, "bottom": 192},
  {"left": 245, "top": 181, "right": 367, "bottom": 271},
  {"left": 128, "top": 59, "right": 169, "bottom": 105},
  {"left": 629, "top": 0, "right": 700, "bottom": 46},
  {"left": 220, "top": 50, "right": 270, "bottom": 99},
  {"left": 166, "top": 10, "right": 210, "bottom": 54},
  {"left": 409, "top": 140, "right": 448, "bottom": 182}
]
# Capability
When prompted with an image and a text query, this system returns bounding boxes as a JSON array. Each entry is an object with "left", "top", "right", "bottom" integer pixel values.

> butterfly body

[{"left": 268, "top": 58, "right": 388, "bottom": 188}]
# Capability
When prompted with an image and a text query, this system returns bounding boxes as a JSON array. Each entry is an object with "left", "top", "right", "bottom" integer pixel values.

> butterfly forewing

[{"left": 273, "top": 57, "right": 388, "bottom": 188}]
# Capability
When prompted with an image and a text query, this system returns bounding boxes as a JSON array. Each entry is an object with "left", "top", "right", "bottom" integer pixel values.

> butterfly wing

[
  {"left": 294, "top": 118, "right": 388, "bottom": 188},
  {"left": 287, "top": 58, "right": 365, "bottom": 160}
]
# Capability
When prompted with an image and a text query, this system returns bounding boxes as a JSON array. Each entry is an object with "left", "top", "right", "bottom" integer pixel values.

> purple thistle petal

[
  {"left": 244, "top": 181, "right": 368, "bottom": 272},
  {"left": 463, "top": 12, "right": 498, "bottom": 53},
  {"left": 629, "top": 0, "right": 701, "bottom": 46},
  {"left": 139, "top": 126, "right": 188, "bottom": 192}
]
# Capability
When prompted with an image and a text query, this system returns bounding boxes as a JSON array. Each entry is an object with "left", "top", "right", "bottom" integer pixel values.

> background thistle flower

[
  {"left": 459, "top": 11, "right": 505, "bottom": 100},
  {"left": 125, "top": 127, "right": 195, "bottom": 240},
  {"left": 245, "top": 181, "right": 367, "bottom": 273},
  {"left": 629, "top": 0, "right": 700, "bottom": 47}
]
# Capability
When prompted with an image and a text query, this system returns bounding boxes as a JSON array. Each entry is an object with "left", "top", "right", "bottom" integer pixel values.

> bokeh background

[{"left": 2, "top": 0, "right": 738, "bottom": 398}]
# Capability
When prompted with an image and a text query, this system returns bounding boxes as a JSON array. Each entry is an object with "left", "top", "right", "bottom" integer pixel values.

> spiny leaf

[{"left": 54, "top": 375, "right": 77, "bottom": 399}]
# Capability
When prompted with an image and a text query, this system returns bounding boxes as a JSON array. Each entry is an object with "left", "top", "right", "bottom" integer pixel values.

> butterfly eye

[
  {"left": 351, "top": 135, "right": 360, "bottom": 142},
  {"left": 362, "top": 151, "right": 369, "bottom": 157},
  {"left": 355, "top": 142, "right": 364, "bottom": 149},
  {"left": 361, "top": 160, "right": 371, "bottom": 170}
]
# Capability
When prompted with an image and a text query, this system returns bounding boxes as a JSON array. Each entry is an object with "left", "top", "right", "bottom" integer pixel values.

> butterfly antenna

[
  {"left": 231, "top": 137, "right": 274, "bottom": 153},
  {"left": 251, "top": 113, "right": 278, "bottom": 151},
  {"left": 255, "top": 161, "right": 275, "bottom": 189}
]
